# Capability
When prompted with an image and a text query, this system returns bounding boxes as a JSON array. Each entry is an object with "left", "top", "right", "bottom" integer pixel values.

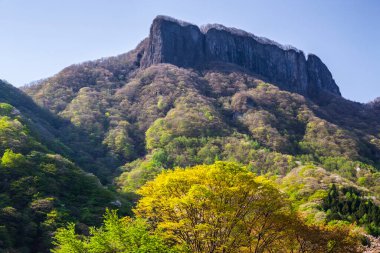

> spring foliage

[
  {"left": 134, "top": 162, "right": 361, "bottom": 252},
  {"left": 53, "top": 162, "right": 362, "bottom": 252},
  {"left": 52, "top": 209, "right": 175, "bottom": 253}
]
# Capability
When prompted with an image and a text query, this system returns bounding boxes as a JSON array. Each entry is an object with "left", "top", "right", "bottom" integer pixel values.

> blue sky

[{"left": 0, "top": 0, "right": 379, "bottom": 103}]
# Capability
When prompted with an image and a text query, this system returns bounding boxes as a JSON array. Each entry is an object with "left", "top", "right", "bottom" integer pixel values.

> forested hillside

[
  {"left": 23, "top": 63, "right": 380, "bottom": 252},
  {"left": 0, "top": 80, "right": 131, "bottom": 252},
  {"left": 24, "top": 61, "right": 380, "bottom": 194},
  {"left": 0, "top": 16, "right": 379, "bottom": 252}
]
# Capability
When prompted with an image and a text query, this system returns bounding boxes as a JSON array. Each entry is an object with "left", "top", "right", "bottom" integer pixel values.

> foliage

[
  {"left": 0, "top": 150, "right": 131, "bottom": 252},
  {"left": 103, "top": 120, "right": 136, "bottom": 160},
  {"left": 300, "top": 119, "right": 359, "bottom": 159},
  {"left": 2, "top": 40, "right": 379, "bottom": 253},
  {"left": 323, "top": 184, "right": 380, "bottom": 236},
  {"left": 135, "top": 162, "right": 361, "bottom": 252},
  {"left": 52, "top": 209, "right": 177, "bottom": 253},
  {"left": 0, "top": 100, "right": 132, "bottom": 252},
  {"left": 24, "top": 62, "right": 380, "bottom": 181},
  {"left": 118, "top": 133, "right": 296, "bottom": 191}
]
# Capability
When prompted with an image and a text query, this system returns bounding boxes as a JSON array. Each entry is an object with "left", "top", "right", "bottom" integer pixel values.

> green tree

[
  {"left": 135, "top": 162, "right": 361, "bottom": 253},
  {"left": 52, "top": 209, "right": 176, "bottom": 253}
]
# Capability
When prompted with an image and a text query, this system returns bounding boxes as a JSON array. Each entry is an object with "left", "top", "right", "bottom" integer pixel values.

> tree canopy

[
  {"left": 52, "top": 209, "right": 175, "bottom": 253},
  {"left": 134, "top": 162, "right": 361, "bottom": 253},
  {"left": 53, "top": 162, "right": 362, "bottom": 252}
]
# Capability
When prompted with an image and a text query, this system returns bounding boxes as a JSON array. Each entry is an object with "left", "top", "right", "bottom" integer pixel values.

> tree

[
  {"left": 135, "top": 162, "right": 361, "bottom": 252},
  {"left": 52, "top": 209, "right": 176, "bottom": 253}
]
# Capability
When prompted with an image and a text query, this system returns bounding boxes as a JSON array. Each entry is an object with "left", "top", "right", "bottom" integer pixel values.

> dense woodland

[
  {"left": 52, "top": 163, "right": 362, "bottom": 253},
  {"left": 0, "top": 95, "right": 131, "bottom": 252},
  {"left": 0, "top": 31, "right": 379, "bottom": 252}
]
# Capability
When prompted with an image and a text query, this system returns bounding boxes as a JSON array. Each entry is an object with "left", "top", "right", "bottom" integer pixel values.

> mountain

[
  {"left": 0, "top": 80, "right": 131, "bottom": 252},
  {"left": 23, "top": 15, "right": 380, "bottom": 171},
  {"left": 1, "top": 15, "right": 377, "bottom": 251},
  {"left": 142, "top": 16, "right": 341, "bottom": 98}
]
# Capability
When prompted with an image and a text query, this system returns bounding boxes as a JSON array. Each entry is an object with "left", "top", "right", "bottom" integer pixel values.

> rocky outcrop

[
  {"left": 141, "top": 15, "right": 341, "bottom": 97},
  {"left": 141, "top": 16, "right": 205, "bottom": 69}
]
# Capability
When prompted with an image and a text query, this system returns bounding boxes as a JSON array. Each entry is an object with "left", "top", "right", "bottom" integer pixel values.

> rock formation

[{"left": 141, "top": 15, "right": 341, "bottom": 98}]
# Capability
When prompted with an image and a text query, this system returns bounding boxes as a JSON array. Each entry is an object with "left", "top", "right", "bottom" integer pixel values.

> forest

[{"left": 0, "top": 15, "right": 380, "bottom": 252}]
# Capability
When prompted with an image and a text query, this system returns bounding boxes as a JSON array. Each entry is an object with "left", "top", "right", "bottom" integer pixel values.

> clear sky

[{"left": 0, "top": 0, "right": 379, "bottom": 103}]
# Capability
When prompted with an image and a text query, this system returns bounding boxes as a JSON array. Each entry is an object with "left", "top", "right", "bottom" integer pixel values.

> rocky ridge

[{"left": 140, "top": 15, "right": 341, "bottom": 98}]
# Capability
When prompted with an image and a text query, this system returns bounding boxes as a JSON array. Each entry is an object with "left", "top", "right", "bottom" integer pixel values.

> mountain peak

[
  {"left": 154, "top": 15, "right": 197, "bottom": 27},
  {"left": 141, "top": 15, "right": 341, "bottom": 98}
]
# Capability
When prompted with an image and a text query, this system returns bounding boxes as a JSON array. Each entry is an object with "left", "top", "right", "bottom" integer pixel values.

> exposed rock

[
  {"left": 307, "top": 54, "right": 341, "bottom": 96},
  {"left": 141, "top": 16, "right": 205, "bottom": 68},
  {"left": 141, "top": 15, "right": 341, "bottom": 98}
]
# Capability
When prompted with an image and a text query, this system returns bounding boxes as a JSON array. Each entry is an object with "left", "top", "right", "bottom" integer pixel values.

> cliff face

[
  {"left": 141, "top": 16, "right": 341, "bottom": 97},
  {"left": 141, "top": 16, "right": 205, "bottom": 68}
]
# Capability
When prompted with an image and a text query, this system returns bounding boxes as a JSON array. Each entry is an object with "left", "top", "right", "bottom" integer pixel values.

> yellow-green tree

[
  {"left": 52, "top": 209, "right": 176, "bottom": 253},
  {"left": 135, "top": 162, "right": 361, "bottom": 253}
]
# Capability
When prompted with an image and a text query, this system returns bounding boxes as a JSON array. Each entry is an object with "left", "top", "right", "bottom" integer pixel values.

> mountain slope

[
  {"left": 23, "top": 61, "right": 380, "bottom": 169},
  {"left": 20, "top": 15, "right": 380, "bottom": 247},
  {"left": 22, "top": 15, "right": 380, "bottom": 190},
  {"left": 2, "top": 78, "right": 130, "bottom": 181},
  {"left": 0, "top": 80, "right": 132, "bottom": 252}
]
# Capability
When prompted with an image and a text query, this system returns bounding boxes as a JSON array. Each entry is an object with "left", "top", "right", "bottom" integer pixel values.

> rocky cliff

[{"left": 141, "top": 16, "right": 341, "bottom": 97}]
